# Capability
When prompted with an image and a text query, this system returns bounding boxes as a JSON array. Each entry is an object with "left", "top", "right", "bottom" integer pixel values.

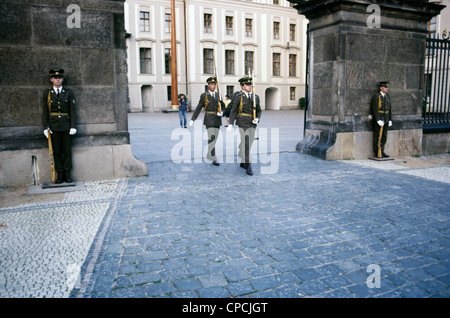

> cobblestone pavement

[{"left": 1, "top": 110, "right": 449, "bottom": 298}]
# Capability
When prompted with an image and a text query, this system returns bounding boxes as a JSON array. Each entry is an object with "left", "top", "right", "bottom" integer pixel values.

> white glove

[
  {"left": 189, "top": 120, "right": 194, "bottom": 127},
  {"left": 377, "top": 120, "right": 384, "bottom": 127},
  {"left": 252, "top": 118, "right": 259, "bottom": 124},
  {"left": 226, "top": 124, "right": 233, "bottom": 132},
  {"left": 44, "top": 129, "right": 52, "bottom": 139},
  {"left": 388, "top": 121, "right": 392, "bottom": 127},
  {"left": 217, "top": 112, "right": 223, "bottom": 117},
  {"left": 69, "top": 128, "right": 77, "bottom": 135}
]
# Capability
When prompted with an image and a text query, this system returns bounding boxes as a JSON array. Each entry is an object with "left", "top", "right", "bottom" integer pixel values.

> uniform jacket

[
  {"left": 42, "top": 87, "right": 76, "bottom": 132},
  {"left": 191, "top": 91, "right": 224, "bottom": 128},
  {"left": 228, "top": 91, "right": 262, "bottom": 129},
  {"left": 371, "top": 92, "right": 392, "bottom": 123}
]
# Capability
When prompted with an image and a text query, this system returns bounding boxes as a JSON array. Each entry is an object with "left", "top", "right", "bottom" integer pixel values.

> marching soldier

[
  {"left": 371, "top": 81, "right": 392, "bottom": 158},
  {"left": 42, "top": 68, "right": 77, "bottom": 183},
  {"left": 189, "top": 76, "right": 225, "bottom": 166},
  {"left": 227, "top": 76, "right": 262, "bottom": 175}
]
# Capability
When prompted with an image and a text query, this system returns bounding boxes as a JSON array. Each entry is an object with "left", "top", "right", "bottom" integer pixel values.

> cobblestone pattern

[
  {"left": 0, "top": 180, "right": 122, "bottom": 298},
  {"left": 74, "top": 153, "right": 450, "bottom": 298},
  {"left": 1, "top": 110, "right": 449, "bottom": 298}
]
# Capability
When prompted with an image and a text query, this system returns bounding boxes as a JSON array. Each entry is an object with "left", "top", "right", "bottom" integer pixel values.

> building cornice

[{"left": 135, "top": 37, "right": 156, "bottom": 43}]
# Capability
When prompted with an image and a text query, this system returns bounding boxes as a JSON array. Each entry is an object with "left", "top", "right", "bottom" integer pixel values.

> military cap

[
  {"left": 49, "top": 68, "right": 64, "bottom": 77},
  {"left": 239, "top": 76, "right": 252, "bottom": 85},
  {"left": 379, "top": 81, "right": 390, "bottom": 87},
  {"left": 206, "top": 76, "right": 217, "bottom": 84}
]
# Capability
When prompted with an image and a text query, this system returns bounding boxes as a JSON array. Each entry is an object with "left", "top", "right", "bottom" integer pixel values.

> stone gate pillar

[
  {"left": 0, "top": 0, "right": 147, "bottom": 187},
  {"left": 289, "top": 0, "right": 445, "bottom": 160}
]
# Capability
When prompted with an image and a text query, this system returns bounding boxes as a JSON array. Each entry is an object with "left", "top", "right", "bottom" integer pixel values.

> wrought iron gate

[{"left": 423, "top": 32, "right": 450, "bottom": 132}]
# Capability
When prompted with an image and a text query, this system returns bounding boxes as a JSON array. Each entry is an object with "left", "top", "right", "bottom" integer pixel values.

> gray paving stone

[
  {"left": 1, "top": 111, "right": 449, "bottom": 299},
  {"left": 227, "top": 281, "right": 255, "bottom": 297}
]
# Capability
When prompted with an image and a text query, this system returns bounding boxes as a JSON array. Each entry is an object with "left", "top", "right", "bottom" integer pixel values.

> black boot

[
  {"left": 246, "top": 163, "right": 253, "bottom": 176},
  {"left": 64, "top": 170, "right": 73, "bottom": 183},
  {"left": 56, "top": 171, "right": 64, "bottom": 184},
  {"left": 240, "top": 162, "right": 248, "bottom": 169}
]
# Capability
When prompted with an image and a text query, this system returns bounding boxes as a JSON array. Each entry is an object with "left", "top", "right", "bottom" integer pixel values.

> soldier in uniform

[
  {"left": 227, "top": 76, "right": 262, "bottom": 175},
  {"left": 371, "top": 81, "right": 392, "bottom": 158},
  {"left": 189, "top": 76, "right": 225, "bottom": 166},
  {"left": 42, "top": 68, "right": 77, "bottom": 183}
]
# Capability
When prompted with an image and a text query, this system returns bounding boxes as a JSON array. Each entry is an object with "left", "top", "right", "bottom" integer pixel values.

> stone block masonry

[
  {"left": 290, "top": 0, "right": 445, "bottom": 160},
  {"left": 0, "top": 0, "right": 146, "bottom": 187}
]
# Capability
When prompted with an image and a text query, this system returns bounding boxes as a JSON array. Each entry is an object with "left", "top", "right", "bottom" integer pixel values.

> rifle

[
  {"left": 47, "top": 90, "right": 56, "bottom": 183},
  {"left": 377, "top": 125, "right": 383, "bottom": 158},
  {"left": 376, "top": 95, "right": 383, "bottom": 159},
  {"left": 249, "top": 68, "right": 256, "bottom": 120},
  {"left": 214, "top": 57, "right": 222, "bottom": 113}
]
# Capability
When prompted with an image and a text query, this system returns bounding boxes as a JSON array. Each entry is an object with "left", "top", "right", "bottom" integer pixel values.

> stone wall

[
  {"left": 0, "top": 0, "right": 146, "bottom": 187},
  {"left": 290, "top": 0, "right": 445, "bottom": 160},
  {"left": 423, "top": 132, "right": 450, "bottom": 155}
]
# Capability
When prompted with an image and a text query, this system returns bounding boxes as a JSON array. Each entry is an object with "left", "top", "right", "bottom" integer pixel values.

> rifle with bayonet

[
  {"left": 47, "top": 90, "right": 56, "bottom": 183},
  {"left": 214, "top": 57, "right": 222, "bottom": 114},
  {"left": 249, "top": 68, "right": 256, "bottom": 120}
]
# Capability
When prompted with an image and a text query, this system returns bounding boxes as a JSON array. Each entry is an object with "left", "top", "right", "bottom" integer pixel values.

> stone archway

[{"left": 265, "top": 87, "right": 280, "bottom": 110}]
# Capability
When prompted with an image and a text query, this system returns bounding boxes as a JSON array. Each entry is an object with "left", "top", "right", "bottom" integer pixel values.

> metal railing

[{"left": 423, "top": 33, "right": 450, "bottom": 132}]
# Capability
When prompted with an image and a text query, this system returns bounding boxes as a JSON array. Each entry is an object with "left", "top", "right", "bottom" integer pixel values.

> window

[
  {"left": 165, "top": 13, "right": 171, "bottom": 33},
  {"left": 273, "top": 22, "right": 280, "bottom": 40},
  {"left": 245, "top": 18, "right": 253, "bottom": 37},
  {"left": 245, "top": 51, "right": 254, "bottom": 75},
  {"left": 428, "top": 16, "right": 436, "bottom": 39},
  {"left": 290, "top": 87, "right": 296, "bottom": 101},
  {"left": 167, "top": 86, "right": 171, "bottom": 101},
  {"left": 273, "top": 0, "right": 279, "bottom": 4},
  {"left": 140, "top": 48, "right": 151, "bottom": 74},
  {"left": 140, "top": 11, "right": 150, "bottom": 32},
  {"left": 203, "top": 49, "right": 214, "bottom": 74},
  {"left": 226, "top": 86, "right": 234, "bottom": 98},
  {"left": 225, "top": 50, "right": 235, "bottom": 75},
  {"left": 226, "top": 16, "right": 233, "bottom": 36},
  {"left": 204, "top": 13, "right": 212, "bottom": 33},
  {"left": 273, "top": 53, "right": 280, "bottom": 76},
  {"left": 165, "top": 49, "right": 171, "bottom": 74},
  {"left": 289, "top": 54, "right": 297, "bottom": 77},
  {"left": 427, "top": 17, "right": 437, "bottom": 55},
  {"left": 290, "top": 24, "right": 296, "bottom": 41}
]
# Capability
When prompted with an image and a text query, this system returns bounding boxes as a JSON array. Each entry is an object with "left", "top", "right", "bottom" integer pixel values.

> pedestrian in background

[
  {"left": 224, "top": 95, "right": 231, "bottom": 127},
  {"left": 179, "top": 94, "right": 187, "bottom": 128}
]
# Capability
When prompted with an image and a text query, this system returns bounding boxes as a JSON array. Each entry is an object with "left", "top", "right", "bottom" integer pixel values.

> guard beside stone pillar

[
  {"left": 0, "top": 0, "right": 147, "bottom": 187},
  {"left": 289, "top": 0, "right": 445, "bottom": 160}
]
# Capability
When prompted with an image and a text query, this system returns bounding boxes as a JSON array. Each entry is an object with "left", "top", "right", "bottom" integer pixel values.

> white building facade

[{"left": 125, "top": 0, "right": 307, "bottom": 112}]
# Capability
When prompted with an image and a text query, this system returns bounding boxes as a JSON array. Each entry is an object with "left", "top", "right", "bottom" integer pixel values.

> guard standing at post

[
  {"left": 371, "top": 81, "right": 392, "bottom": 158},
  {"left": 42, "top": 68, "right": 77, "bottom": 183},
  {"left": 227, "top": 76, "right": 262, "bottom": 175},
  {"left": 189, "top": 76, "right": 224, "bottom": 166}
]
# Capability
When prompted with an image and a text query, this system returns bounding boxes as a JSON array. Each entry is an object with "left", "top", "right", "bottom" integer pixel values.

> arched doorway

[
  {"left": 141, "top": 85, "right": 153, "bottom": 112},
  {"left": 265, "top": 87, "right": 280, "bottom": 110}
]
